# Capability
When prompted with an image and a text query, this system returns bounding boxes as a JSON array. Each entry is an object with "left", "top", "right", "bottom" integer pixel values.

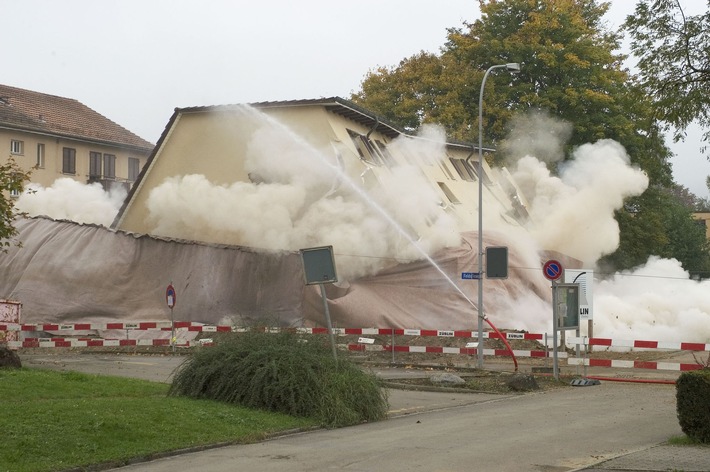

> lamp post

[{"left": 477, "top": 62, "right": 520, "bottom": 368}]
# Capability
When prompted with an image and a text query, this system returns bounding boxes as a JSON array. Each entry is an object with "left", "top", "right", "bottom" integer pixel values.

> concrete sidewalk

[{"left": 578, "top": 444, "right": 710, "bottom": 471}]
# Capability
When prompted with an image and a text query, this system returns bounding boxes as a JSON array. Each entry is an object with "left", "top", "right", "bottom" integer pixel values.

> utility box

[
  {"left": 486, "top": 246, "right": 508, "bottom": 279},
  {"left": 555, "top": 283, "right": 579, "bottom": 330}
]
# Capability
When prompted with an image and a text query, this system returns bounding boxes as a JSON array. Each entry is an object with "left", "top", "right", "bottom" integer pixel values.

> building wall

[
  {"left": 2, "top": 128, "right": 150, "bottom": 190},
  {"left": 114, "top": 103, "right": 530, "bottom": 243}
]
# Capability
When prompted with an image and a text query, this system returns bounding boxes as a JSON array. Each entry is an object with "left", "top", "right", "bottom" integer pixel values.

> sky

[{"left": 2, "top": 0, "right": 708, "bottom": 197}]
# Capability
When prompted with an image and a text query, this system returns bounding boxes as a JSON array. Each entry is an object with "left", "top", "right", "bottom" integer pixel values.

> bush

[
  {"left": 169, "top": 330, "right": 388, "bottom": 428},
  {"left": 0, "top": 347, "right": 22, "bottom": 369},
  {"left": 676, "top": 368, "right": 710, "bottom": 443}
]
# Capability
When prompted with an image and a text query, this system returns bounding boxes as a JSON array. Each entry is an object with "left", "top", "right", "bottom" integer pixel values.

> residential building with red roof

[{"left": 0, "top": 84, "right": 154, "bottom": 194}]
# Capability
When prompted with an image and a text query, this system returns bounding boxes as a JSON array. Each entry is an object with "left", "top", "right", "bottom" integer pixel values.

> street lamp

[{"left": 477, "top": 62, "right": 520, "bottom": 368}]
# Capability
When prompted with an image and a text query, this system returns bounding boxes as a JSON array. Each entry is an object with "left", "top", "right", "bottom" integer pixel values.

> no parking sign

[
  {"left": 543, "top": 260, "right": 563, "bottom": 281},
  {"left": 166, "top": 284, "right": 176, "bottom": 309}
]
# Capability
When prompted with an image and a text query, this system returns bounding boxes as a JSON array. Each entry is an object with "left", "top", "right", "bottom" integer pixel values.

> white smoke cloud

[
  {"left": 502, "top": 119, "right": 709, "bottom": 343},
  {"left": 145, "top": 113, "right": 462, "bottom": 280},
  {"left": 595, "top": 257, "right": 710, "bottom": 342},
  {"left": 14, "top": 178, "right": 126, "bottom": 226},
  {"left": 501, "top": 109, "right": 573, "bottom": 164},
  {"left": 512, "top": 140, "right": 649, "bottom": 267}
]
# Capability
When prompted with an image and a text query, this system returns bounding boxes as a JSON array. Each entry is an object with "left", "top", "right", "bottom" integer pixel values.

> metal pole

[
  {"left": 477, "top": 64, "right": 503, "bottom": 368},
  {"left": 476, "top": 63, "right": 520, "bottom": 369},
  {"left": 552, "top": 281, "right": 559, "bottom": 380},
  {"left": 170, "top": 306, "right": 175, "bottom": 354},
  {"left": 391, "top": 327, "right": 395, "bottom": 364},
  {"left": 320, "top": 283, "right": 338, "bottom": 360}
]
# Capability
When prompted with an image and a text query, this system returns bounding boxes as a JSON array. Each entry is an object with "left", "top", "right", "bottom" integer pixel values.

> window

[
  {"left": 449, "top": 158, "right": 476, "bottom": 181},
  {"left": 438, "top": 161, "right": 456, "bottom": 180},
  {"left": 128, "top": 157, "right": 140, "bottom": 181},
  {"left": 89, "top": 151, "right": 102, "bottom": 178},
  {"left": 438, "top": 182, "right": 460, "bottom": 204},
  {"left": 103, "top": 153, "right": 116, "bottom": 179},
  {"left": 10, "top": 140, "right": 23, "bottom": 155},
  {"left": 8, "top": 172, "right": 22, "bottom": 198},
  {"left": 62, "top": 147, "right": 76, "bottom": 174},
  {"left": 347, "top": 129, "right": 390, "bottom": 167},
  {"left": 36, "top": 143, "right": 45, "bottom": 168}
]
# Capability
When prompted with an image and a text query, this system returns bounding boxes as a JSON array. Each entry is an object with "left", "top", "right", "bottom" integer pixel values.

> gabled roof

[
  {"left": 0, "top": 84, "right": 153, "bottom": 152},
  {"left": 177, "top": 97, "right": 406, "bottom": 140},
  {"left": 178, "top": 97, "right": 485, "bottom": 152}
]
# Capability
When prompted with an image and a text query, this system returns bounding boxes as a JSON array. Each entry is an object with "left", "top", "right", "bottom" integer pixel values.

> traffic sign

[
  {"left": 166, "top": 284, "right": 176, "bottom": 309},
  {"left": 462, "top": 272, "right": 481, "bottom": 280},
  {"left": 486, "top": 246, "right": 508, "bottom": 279},
  {"left": 543, "top": 260, "right": 563, "bottom": 281}
]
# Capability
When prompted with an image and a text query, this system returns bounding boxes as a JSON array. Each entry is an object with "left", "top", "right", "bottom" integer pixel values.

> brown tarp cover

[{"left": 1, "top": 217, "right": 554, "bottom": 330}]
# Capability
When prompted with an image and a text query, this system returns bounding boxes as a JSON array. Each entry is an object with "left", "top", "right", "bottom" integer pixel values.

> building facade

[
  {"left": 1, "top": 84, "right": 153, "bottom": 195},
  {"left": 113, "top": 97, "right": 530, "bottom": 242}
]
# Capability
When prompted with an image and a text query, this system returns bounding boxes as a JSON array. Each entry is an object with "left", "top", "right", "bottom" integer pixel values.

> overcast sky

[{"left": 3, "top": 0, "right": 708, "bottom": 197}]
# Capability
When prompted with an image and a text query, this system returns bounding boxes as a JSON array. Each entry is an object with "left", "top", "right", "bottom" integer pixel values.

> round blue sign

[{"left": 543, "top": 260, "right": 563, "bottom": 281}]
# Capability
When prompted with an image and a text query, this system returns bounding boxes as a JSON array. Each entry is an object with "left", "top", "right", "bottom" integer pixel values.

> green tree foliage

[
  {"left": 669, "top": 183, "right": 710, "bottom": 211},
  {"left": 353, "top": 0, "right": 672, "bottom": 185},
  {"left": 0, "top": 157, "right": 30, "bottom": 252},
  {"left": 352, "top": 52, "right": 474, "bottom": 137},
  {"left": 624, "top": 0, "right": 710, "bottom": 154},
  {"left": 599, "top": 187, "right": 710, "bottom": 277}
]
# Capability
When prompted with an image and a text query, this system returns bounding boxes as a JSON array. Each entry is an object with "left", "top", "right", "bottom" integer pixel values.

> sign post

[
  {"left": 300, "top": 246, "right": 338, "bottom": 360},
  {"left": 166, "top": 283, "right": 176, "bottom": 353},
  {"left": 542, "top": 260, "right": 563, "bottom": 380}
]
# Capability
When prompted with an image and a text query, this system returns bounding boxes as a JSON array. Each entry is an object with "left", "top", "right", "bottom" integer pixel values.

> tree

[
  {"left": 624, "top": 0, "right": 710, "bottom": 155},
  {"left": 352, "top": 0, "right": 710, "bottom": 273},
  {"left": 351, "top": 52, "right": 474, "bottom": 137},
  {"left": 0, "top": 157, "right": 30, "bottom": 252},
  {"left": 599, "top": 187, "right": 710, "bottom": 277},
  {"left": 668, "top": 182, "right": 710, "bottom": 211},
  {"left": 354, "top": 0, "right": 673, "bottom": 186}
]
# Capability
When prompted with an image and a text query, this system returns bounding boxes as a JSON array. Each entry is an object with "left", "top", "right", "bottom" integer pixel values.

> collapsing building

[{"left": 3, "top": 98, "right": 559, "bottom": 329}]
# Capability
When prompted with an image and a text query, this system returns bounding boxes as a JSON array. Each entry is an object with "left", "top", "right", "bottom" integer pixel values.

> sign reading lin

[{"left": 564, "top": 269, "right": 593, "bottom": 320}]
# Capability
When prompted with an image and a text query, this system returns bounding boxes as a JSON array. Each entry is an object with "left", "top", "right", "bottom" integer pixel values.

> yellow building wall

[
  {"left": 2, "top": 129, "right": 150, "bottom": 189},
  {"left": 115, "top": 103, "right": 528, "bottom": 242}
]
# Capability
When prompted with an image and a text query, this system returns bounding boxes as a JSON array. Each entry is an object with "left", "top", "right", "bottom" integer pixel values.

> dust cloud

[
  {"left": 512, "top": 139, "right": 649, "bottom": 267},
  {"left": 145, "top": 113, "right": 461, "bottom": 280},
  {"left": 14, "top": 178, "right": 126, "bottom": 227},
  {"left": 503, "top": 112, "right": 709, "bottom": 343},
  {"left": 595, "top": 257, "right": 710, "bottom": 342}
]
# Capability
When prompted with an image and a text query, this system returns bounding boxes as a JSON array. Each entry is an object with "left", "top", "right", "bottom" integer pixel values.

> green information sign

[{"left": 300, "top": 246, "right": 338, "bottom": 285}]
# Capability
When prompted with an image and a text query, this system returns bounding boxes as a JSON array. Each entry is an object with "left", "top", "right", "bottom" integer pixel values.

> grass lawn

[{"left": 0, "top": 368, "right": 318, "bottom": 472}]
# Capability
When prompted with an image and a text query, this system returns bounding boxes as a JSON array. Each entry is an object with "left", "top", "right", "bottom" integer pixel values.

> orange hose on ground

[{"left": 483, "top": 317, "right": 519, "bottom": 372}]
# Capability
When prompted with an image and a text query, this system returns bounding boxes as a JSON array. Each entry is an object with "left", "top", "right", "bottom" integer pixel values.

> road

[
  {"left": 109, "top": 382, "right": 678, "bottom": 472},
  {"left": 20, "top": 353, "right": 683, "bottom": 472}
]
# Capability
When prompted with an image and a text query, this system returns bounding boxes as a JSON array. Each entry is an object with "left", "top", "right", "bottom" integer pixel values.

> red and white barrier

[
  {"left": 0, "top": 322, "right": 542, "bottom": 341},
  {"left": 347, "top": 343, "right": 564, "bottom": 359},
  {"left": 4, "top": 322, "right": 709, "bottom": 374},
  {"left": 567, "top": 336, "right": 710, "bottom": 352},
  {"left": 568, "top": 357, "right": 702, "bottom": 372},
  {"left": 5, "top": 337, "right": 213, "bottom": 349}
]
